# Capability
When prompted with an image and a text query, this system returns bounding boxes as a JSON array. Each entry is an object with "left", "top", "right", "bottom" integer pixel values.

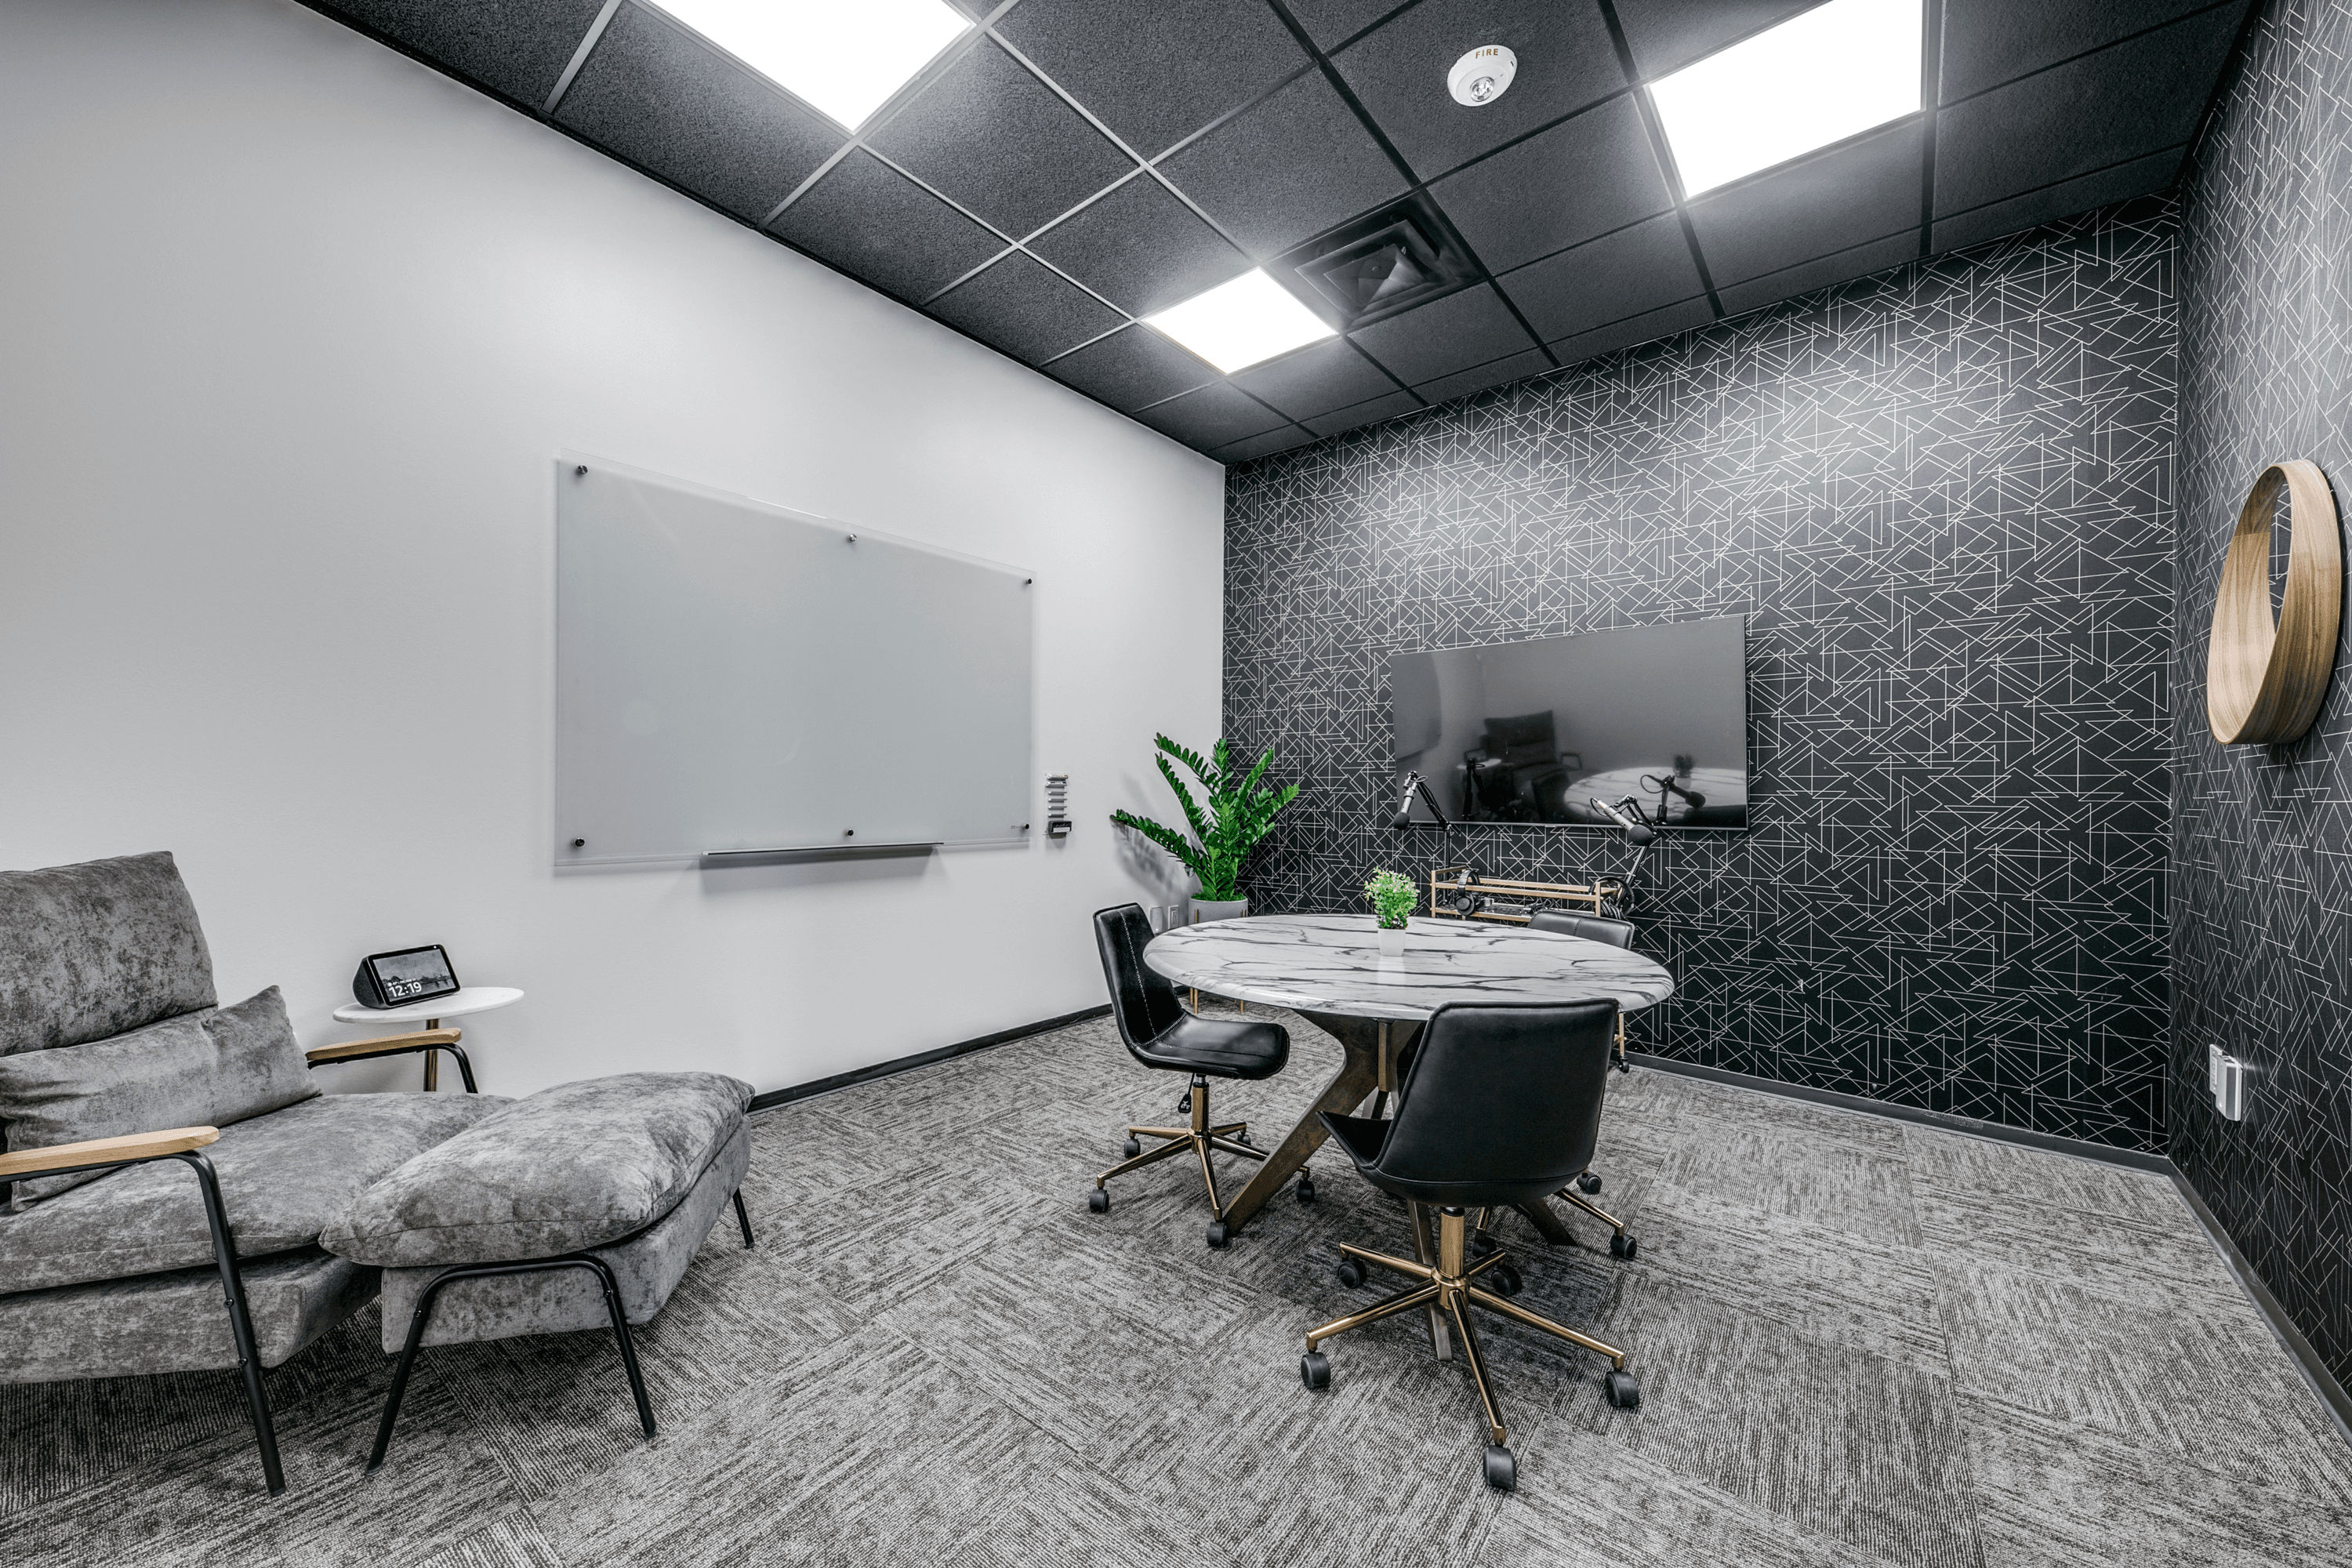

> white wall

[{"left": 0, "top": 0, "right": 1225, "bottom": 1096}]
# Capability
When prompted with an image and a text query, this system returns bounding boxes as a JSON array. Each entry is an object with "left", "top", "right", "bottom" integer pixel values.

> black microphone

[
  {"left": 1588, "top": 796, "right": 1657, "bottom": 847},
  {"left": 1390, "top": 771, "right": 1422, "bottom": 829}
]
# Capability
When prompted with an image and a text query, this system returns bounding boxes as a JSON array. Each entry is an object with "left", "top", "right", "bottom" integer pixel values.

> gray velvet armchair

[{"left": 0, "top": 852, "right": 507, "bottom": 1493}]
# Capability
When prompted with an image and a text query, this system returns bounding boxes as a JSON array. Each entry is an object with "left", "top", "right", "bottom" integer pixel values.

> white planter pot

[
  {"left": 1190, "top": 897, "right": 1250, "bottom": 924},
  {"left": 1377, "top": 925, "right": 1409, "bottom": 959}
]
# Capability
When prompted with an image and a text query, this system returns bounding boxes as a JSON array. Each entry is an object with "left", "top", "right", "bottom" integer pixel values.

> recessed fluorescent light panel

[
  {"left": 1145, "top": 270, "right": 1336, "bottom": 374},
  {"left": 658, "top": 0, "right": 971, "bottom": 131},
  {"left": 1648, "top": 0, "right": 1922, "bottom": 197}
]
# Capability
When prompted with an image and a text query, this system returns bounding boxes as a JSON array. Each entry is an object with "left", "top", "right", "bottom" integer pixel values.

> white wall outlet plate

[{"left": 2213, "top": 1051, "right": 2246, "bottom": 1121}]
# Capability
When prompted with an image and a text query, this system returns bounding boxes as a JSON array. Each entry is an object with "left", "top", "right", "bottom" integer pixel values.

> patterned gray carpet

[{"left": 5, "top": 1007, "right": 2350, "bottom": 1566}]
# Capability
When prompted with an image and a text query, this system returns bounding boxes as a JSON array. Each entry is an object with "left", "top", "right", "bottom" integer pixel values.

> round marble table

[{"left": 1143, "top": 914, "right": 1672, "bottom": 1239}]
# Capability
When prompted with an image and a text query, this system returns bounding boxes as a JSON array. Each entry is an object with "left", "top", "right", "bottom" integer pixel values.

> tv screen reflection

[{"left": 1389, "top": 615, "right": 1748, "bottom": 831}]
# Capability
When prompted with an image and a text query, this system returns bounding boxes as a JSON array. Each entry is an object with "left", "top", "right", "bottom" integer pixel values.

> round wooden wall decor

[{"left": 2207, "top": 460, "right": 2343, "bottom": 744}]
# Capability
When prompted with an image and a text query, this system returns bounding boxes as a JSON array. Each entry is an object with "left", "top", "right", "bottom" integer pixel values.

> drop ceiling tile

[
  {"left": 1933, "top": 8, "right": 2241, "bottom": 216},
  {"left": 1229, "top": 338, "right": 1403, "bottom": 420},
  {"left": 1932, "top": 147, "right": 2183, "bottom": 254},
  {"left": 1414, "top": 348, "right": 1550, "bottom": 405},
  {"left": 1348, "top": 283, "right": 1538, "bottom": 386},
  {"left": 927, "top": 252, "right": 1125, "bottom": 364},
  {"left": 1304, "top": 389, "right": 1423, "bottom": 436},
  {"left": 867, "top": 37, "right": 1133, "bottom": 238},
  {"left": 1610, "top": 0, "right": 1817, "bottom": 78},
  {"left": 1029, "top": 176, "right": 1250, "bottom": 317},
  {"left": 1497, "top": 213, "right": 1703, "bottom": 342},
  {"left": 1940, "top": 0, "right": 2228, "bottom": 103},
  {"left": 1550, "top": 295, "right": 1716, "bottom": 365},
  {"left": 1687, "top": 120, "right": 1924, "bottom": 286},
  {"left": 1285, "top": 0, "right": 1412, "bottom": 52},
  {"left": 1716, "top": 232, "right": 1918, "bottom": 317},
  {"left": 1551, "top": 296, "right": 1715, "bottom": 365},
  {"left": 1134, "top": 383, "right": 1291, "bottom": 448},
  {"left": 554, "top": 2, "right": 842, "bottom": 223},
  {"left": 1429, "top": 95, "right": 1670, "bottom": 274},
  {"left": 1331, "top": 0, "right": 1624, "bottom": 180},
  {"left": 996, "top": 0, "right": 1310, "bottom": 160},
  {"left": 1042, "top": 325, "right": 1218, "bottom": 411},
  {"left": 1157, "top": 71, "right": 1408, "bottom": 261},
  {"left": 334, "top": 0, "right": 607, "bottom": 107},
  {"left": 768, "top": 151, "right": 1006, "bottom": 303},
  {"left": 1211, "top": 426, "right": 1322, "bottom": 463}
]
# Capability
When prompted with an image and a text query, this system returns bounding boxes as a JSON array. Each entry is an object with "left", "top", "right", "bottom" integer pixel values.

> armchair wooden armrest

[
  {"left": 306, "top": 1029, "right": 477, "bottom": 1093},
  {"left": 0, "top": 1126, "right": 220, "bottom": 1181}
]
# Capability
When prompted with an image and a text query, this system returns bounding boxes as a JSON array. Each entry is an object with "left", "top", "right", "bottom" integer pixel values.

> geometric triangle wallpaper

[
  {"left": 1225, "top": 195, "right": 2179, "bottom": 1155},
  {"left": 2172, "top": 0, "right": 2352, "bottom": 1390}
]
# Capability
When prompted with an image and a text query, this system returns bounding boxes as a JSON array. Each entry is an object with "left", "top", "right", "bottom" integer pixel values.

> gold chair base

[
  {"left": 1093, "top": 1073, "right": 1267, "bottom": 1218},
  {"left": 1305, "top": 1207, "right": 1629, "bottom": 1452}
]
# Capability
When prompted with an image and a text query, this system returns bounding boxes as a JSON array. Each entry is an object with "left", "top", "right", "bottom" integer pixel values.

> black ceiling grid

[{"left": 303, "top": 0, "right": 2252, "bottom": 463}]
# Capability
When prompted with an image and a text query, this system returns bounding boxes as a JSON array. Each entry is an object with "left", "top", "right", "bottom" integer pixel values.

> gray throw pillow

[
  {"left": 0, "top": 985, "right": 319, "bottom": 1207},
  {"left": 321, "top": 1072, "right": 753, "bottom": 1268}
]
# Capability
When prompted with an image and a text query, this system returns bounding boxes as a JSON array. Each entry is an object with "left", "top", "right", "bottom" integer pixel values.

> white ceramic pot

[
  {"left": 1190, "top": 896, "right": 1250, "bottom": 924},
  {"left": 1377, "top": 924, "right": 1408, "bottom": 959}
]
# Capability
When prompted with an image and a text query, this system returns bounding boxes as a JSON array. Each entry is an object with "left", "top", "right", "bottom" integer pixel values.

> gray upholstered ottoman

[{"left": 321, "top": 1070, "right": 755, "bottom": 1467}]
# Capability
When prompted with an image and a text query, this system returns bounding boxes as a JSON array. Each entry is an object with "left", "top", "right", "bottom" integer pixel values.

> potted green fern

[
  {"left": 1364, "top": 868, "right": 1417, "bottom": 958},
  {"left": 1111, "top": 735, "right": 1301, "bottom": 924}
]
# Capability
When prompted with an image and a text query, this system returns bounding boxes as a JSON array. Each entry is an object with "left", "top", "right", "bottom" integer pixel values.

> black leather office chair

[
  {"left": 1526, "top": 909, "right": 1633, "bottom": 948},
  {"left": 1299, "top": 1000, "right": 1639, "bottom": 1491},
  {"left": 1524, "top": 909, "right": 1639, "bottom": 1241},
  {"left": 1090, "top": 904, "right": 1291, "bottom": 1247}
]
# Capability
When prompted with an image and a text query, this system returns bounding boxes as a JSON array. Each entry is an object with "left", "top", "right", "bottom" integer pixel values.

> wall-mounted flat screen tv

[{"left": 1390, "top": 615, "right": 1748, "bottom": 831}]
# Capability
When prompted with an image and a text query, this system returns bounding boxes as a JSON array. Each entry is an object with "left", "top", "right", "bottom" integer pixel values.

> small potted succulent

[{"left": 1364, "top": 868, "right": 1417, "bottom": 959}]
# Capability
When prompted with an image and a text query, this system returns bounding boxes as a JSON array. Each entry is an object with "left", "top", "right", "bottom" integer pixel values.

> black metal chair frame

[
  {"left": 31, "top": 1145, "right": 282, "bottom": 1493},
  {"left": 367, "top": 1189, "right": 755, "bottom": 1472},
  {"left": 306, "top": 1036, "right": 477, "bottom": 1093}
]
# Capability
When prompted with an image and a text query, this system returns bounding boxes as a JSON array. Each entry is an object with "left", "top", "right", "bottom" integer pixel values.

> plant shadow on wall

[{"left": 1111, "top": 735, "right": 1301, "bottom": 920}]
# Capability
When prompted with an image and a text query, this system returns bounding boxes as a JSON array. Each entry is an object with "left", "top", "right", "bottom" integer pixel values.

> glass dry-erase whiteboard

[{"left": 554, "top": 457, "right": 1033, "bottom": 866}]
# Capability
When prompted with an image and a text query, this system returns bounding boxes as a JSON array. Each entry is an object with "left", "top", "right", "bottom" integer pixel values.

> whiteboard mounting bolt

[{"left": 575, "top": 465, "right": 587, "bottom": 475}]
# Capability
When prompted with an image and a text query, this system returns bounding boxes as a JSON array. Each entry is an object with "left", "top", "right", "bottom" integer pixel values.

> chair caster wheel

[
  {"left": 1300, "top": 1351, "right": 1330, "bottom": 1390},
  {"left": 1489, "top": 1262, "right": 1523, "bottom": 1298},
  {"left": 1296, "top": 1176, "right": 1316, "bottom": 1204},
  {"left": 1483, "top": 1444, "right": 1516, "bottom": 1492},
  {"left": 1087, "top": 1188, "right": 1109, "bottom": 1214},
  {"left": 1604, "top": 1369, "right": 1641, "bottom": 1409},
  {"left": 1236, "top": 1131, "right": 1252, "bottom": 1146},
  {"left": 1335, "top": 1256, "right": 1367, "bottom": 1289},
  {"left": 1122, "top": 1136, "right": 1142, "bottom": 1159},
  {"left": 1206, "top": 1221, "right": 1231, "bottom": 1249},
  {"left": 1610, "top": 1232, "right": 1638, "bottom": 1260},
  {"left": 1577, "top": 1172, "right": 1602, "bottom": 1195},
  {"left": 1468, "top": 1232, "right": 1498, "bottom": 1260}
]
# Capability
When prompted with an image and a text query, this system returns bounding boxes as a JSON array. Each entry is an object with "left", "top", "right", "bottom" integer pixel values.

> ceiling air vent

[{"left": 1272, "top": 192, "right": 1479, "bottom": 333}]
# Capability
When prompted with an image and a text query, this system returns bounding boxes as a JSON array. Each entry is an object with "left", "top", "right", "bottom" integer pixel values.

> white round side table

[{"left": 331, "top": 986, "right": 524, "bottom": 1091}]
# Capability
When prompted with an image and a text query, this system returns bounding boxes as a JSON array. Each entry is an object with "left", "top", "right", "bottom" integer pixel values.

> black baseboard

[
  {"left": 746, "top": 1005, "right": 1111, "bottom": 1112},
  {"left": 1627, "top": 1047, "right": 2352, "bottom": 1450},
  {"left": 2168, "top": 1168, "right": 2352, "bottom": 1450},
  {"left": 1622, "top": 1050, "right": 2172, "bottom": 1172}
]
